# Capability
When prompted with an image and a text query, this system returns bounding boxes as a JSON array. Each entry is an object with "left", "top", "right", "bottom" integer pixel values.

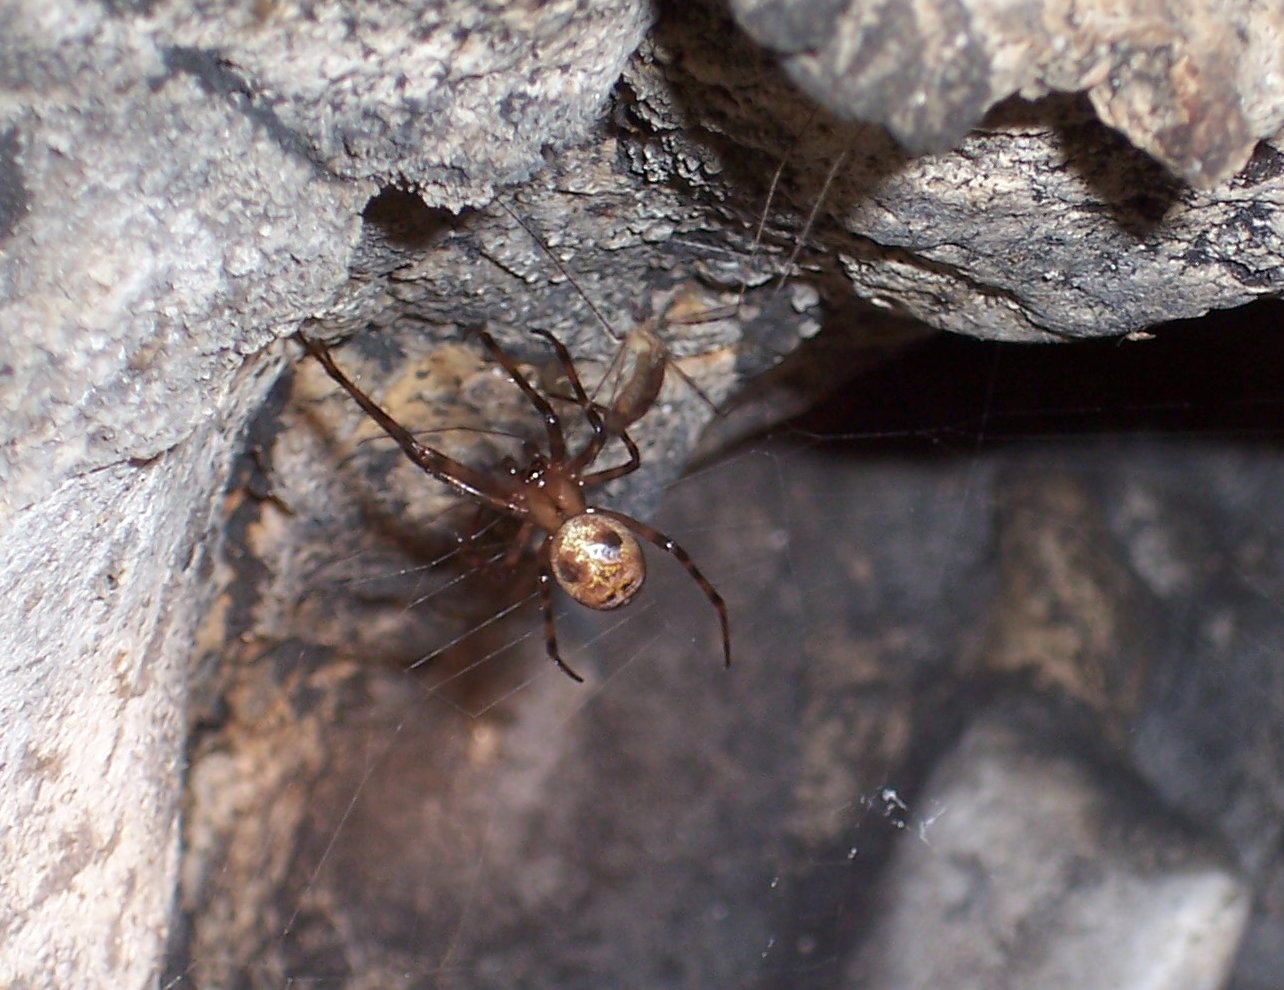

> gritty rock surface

[
  {"left": 2, "top": 1, "right": 649, "bottom": 986},
  {"left": 849, "top": 703, "right": 1250, "bottom": 990},
  {"left": 5, "top": 0, "right": 1284, "bottom": 986},
  {"left": 731, "top": 0, "right": 1284, "bottom": 188}
]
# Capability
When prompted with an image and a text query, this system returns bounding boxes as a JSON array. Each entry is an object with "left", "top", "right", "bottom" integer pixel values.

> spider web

[{"left": 166, "top": 294, "right": 1284, "bottom": 989}]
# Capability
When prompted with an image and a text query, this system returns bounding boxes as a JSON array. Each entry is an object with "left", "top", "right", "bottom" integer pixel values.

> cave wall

[{"left": 3, "top": 0, "right": 1284, "bottom": 985}]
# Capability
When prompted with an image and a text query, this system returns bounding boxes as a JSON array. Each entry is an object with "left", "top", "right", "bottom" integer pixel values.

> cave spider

[{"left": 296, "top": 329, "right": 731, "bottom": 683}]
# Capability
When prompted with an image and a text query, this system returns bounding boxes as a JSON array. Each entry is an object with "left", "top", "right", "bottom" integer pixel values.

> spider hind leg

[
  {"left": 593, "top": 508, "right": 731, "bottom": 669},
  {"left": 537, "top": 554, "right": 586, "bottom": 683}
]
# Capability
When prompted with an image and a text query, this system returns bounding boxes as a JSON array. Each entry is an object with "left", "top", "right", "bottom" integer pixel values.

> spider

[{"left": 296, "top": 328, "right": 731, "bottom": 683}]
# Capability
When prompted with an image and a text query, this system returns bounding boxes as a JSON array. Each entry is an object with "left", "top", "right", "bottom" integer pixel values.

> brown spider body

[
  {"left": 520, "top": 462, "right": 588, "bottom": 534},
  {"left": 501, "top": 441, "right": 646, "bottom": 610},
  {"left": 296, "top": 328, "right": 729, "bottom": 683},
  {"left": 549, "top": 515, "right": 645, "bottom": 610}
]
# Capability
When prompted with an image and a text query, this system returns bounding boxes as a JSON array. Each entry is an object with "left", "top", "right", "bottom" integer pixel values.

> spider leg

[
  {"left": 296, "top": 333, "right": 519, "bottom": 515},
  {"left": 527, "top": 328, "right": 646, "bottom": 485},
  {"left": 474, "top": 329, "right": 568, "bottom": 463},
  {"left": 581, "top": 428, "right": 641, "bottom": 487},
  {"left": 529, "top": 329, "right": 594, "bottom": 406},
  {"left": 590, "top": 508, "right": 731, "bottom": 669},
  {"left": 504, "top": 519, "right": 534, "bottom": 569},
  {"left": 537, "top": 539, "right": 586, "bottom": 682},
  {"left": 527, "top": 329, "right": 616, "bottom": 475}
]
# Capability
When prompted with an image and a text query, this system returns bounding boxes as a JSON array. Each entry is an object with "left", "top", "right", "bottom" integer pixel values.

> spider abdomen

[{"left": 550, "top": 514, "right": 645, "bottom": 611}]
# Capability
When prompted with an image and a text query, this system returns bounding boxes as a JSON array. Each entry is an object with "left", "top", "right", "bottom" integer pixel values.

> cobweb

[{"left": 165, "top": 303, "right": 1284, "bottom": 990}]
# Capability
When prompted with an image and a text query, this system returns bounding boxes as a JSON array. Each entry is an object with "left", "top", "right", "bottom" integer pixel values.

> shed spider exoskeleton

[{"left": 296, "top": 329, "right": 731, "bottom": 683}]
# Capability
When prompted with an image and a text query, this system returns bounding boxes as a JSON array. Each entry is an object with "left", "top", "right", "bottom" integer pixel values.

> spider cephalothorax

[{"left": 297, "top": 328, "right": 729, "bottom": 682}]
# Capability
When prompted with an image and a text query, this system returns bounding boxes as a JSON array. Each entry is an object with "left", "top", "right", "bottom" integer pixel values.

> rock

[{"left": 5, "top": 1, "right": 1284, "bottom": 985}]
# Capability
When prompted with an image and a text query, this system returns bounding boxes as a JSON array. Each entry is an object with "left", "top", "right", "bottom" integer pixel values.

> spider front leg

[
  {"left": 473, "top": 329, "right": 570, "bottom": 463},
  {"left": 295, "top": 332, "right": 517, "bottom": 514},
  {"left": 528, "top": 328, "right": 643, "bottom": 483},
  {"left": 537, "top": 537, "right": 586, "bottom": 683},
  {"left": 527, "top": 329, "right": 614, "bottom": 474},
  {"left": 581, "top": 429, "right": 640, "bottom": 487}
]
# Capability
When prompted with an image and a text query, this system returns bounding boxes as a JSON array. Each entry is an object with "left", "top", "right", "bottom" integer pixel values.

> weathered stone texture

[{"left": 4, "top": 0, "right": 1284, "bottom": 986}]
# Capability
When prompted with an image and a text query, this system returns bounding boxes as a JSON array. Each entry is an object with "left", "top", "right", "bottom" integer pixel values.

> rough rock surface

[
  {"left": 850, "top": 704, "right": 1250, "bottom": 990},
  {"left": 731, "top": 0, "right": 1284, "bottom": 188}
]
